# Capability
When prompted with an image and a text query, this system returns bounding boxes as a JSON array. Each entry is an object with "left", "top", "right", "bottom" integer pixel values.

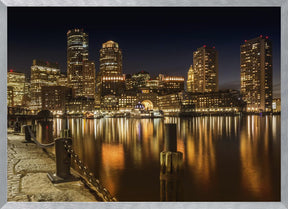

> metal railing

[
  {"left": 25, "top": 124, "right": 117, "bottom": 201},
  {"left": 63, "top": 140, "right": 117, "bottom": 202},
  {"left": 27, "top": 125, "right": 55, "bottom": 148}
]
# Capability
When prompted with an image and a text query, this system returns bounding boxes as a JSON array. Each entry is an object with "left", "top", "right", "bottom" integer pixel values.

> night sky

[{"left": 8, "top": 7, "right": 281, "bottom": 97}]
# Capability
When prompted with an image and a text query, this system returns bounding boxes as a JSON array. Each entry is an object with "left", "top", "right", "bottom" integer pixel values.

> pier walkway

[{"left": 7, "top": 129, "right": 98, "bottom": 202}]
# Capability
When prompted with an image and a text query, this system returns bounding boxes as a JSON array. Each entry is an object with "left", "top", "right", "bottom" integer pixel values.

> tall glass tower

[
  {"left": 192, "top": 46, "right": 218, "bottom": 93},
  {"left": 99, "top": 40, "right": 122, "bottom": 75},
  {"left": 67, "top": 29, "right": 88, "bottom": 97},
  {"left": 240, "top": 36, "right": 273, "bottom": 112},
  {"left": 96, "top": 40, "right": 123, "bottom": 101}
]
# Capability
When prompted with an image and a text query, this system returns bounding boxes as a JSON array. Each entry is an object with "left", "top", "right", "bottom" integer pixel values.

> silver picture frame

[{"left": 1, "top": 0, "right": 287, "bottom": 208}]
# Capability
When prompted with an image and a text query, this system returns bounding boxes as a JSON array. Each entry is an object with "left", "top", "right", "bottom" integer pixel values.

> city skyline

[
  {"left": 6, "top": 7, "right": 281, "bottom": 202},
  {"left": 8, "top": 7, "right": 280, "bottom": 97}
]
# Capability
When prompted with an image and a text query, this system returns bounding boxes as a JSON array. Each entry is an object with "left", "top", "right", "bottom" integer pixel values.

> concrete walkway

[{"left": 7, "top": 129, "right": 97, "bottom": 202}]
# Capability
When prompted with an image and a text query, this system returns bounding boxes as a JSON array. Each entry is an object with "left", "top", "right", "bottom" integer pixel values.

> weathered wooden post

[
  {"left": 160, "top": 123, "right": 183, "bottom": 201},
  {"left": 47, "top": 137, "right": 78, "bottom": 183}
]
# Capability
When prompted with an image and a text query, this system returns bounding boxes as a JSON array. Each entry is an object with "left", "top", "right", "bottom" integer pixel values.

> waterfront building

[
  {"left": 181, "top": 90, "right": 245, "bottom": 113},
  {"left": 67, "top": 29, "right": 89, "bottom": 97},
  {"left": 113, "top": 91, "right": 158, "bottom": 112},
  {"left": 240, "top": 36, "right": 273, "bottom": 112},
  {"left": 157, "top": 93, "right": 182, "bottom": 115},
  {"left": 100, "top": 75, "right": 125, "bottom": 97},
  {"left": 101, "top": 95, "right": 119, "bottom": 111},
  {"left": 192, "top": 46, "right": 218, "bottom": 93},
  {"left": 272, "top": 98, "right": 281, "bottom": 113},
  {"left": 187, "top": 65, "right": 193, "bottom": 92},
  {"left": 30, "top": 60, "right": 60, "bottom": 110},
  {"left": 119, "top": 92, "right": 138, "bottom": 112},
  {"left": 7, "top": 70, "right": 26, "bottom": 107},
  {"left": 83, "top": 60, "right": 96, "bottom": 99},
  {"left": 161, "top": 75, "right": 185, "bottom": 94},
  {"left": 41, "top": 86, "right": 73, "bottom": 114},
  {"left": 136, "top": 92, "right": 158, "bottom": 110},
  {"left": 67, "top": 97, "right": 95, "bottom": 114},
  {"left": 157, "top": 90, "right": 245, "bottom": 115}
]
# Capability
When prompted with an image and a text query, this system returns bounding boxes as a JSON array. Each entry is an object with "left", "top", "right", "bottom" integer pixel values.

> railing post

[
  {"left": 160, "top": 123, "right": 183, "bottom": 201},
  {"left": 14, "top": 120, "right": 21, "bottom": 133},
  {"left": 56, "top": 138, "right": 72, "bottom": 178},
  {"left": 23, "top": 125, "right": 32, "bottom": 143},
  {"left": 36, "top": 120, "right": 54, "bottom": 144},
  {"left": 47, "top": 137, "right": 78, "bottom": 183}
]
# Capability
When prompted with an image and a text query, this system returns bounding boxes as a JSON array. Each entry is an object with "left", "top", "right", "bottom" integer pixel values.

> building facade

[
  {"left": 240, "top": 36, "right": 273, "bottom": 112},
  {"left": 187, "top": 65, "right": 193, "bottom": 92},
  {"left": 192, "top": 46, "right": 218, "bottom": 93},
  {"left": 272, "top": 98, "right": 281, "bottom": 113},
  {"left": 41, "top": 86, "right": 73, "bottom": 114},
  {"left": 97, "top": 40, "right": 124, "bottom": 100},
  {"left": 162, "top": 75, "right": 185, "bottom": 94},
  {"left": 100, "top": 75, "right": 125, "bottom": 96},
  {"left": 100, "top": 95, "right": 120, "bottom": 111},
  {"left": 67, "top": 97, "right": 95, "bottom": 114},
  {"left": 125, "top": 74, "right": 134, "bottom": 90},
  {"left": 99, "top": 40, "right": 122, "bottom": 75},
  {"left": 131, "top": 71, "right": 150, "bottom": 89},
  {"left": 30, "top": 60, "right": 60, "bottom": 110},
  {"left": 67, "top": 29, "right": 89, "bottom": 97},
  {"left": 83, "top": 60, "right": 96, "bottom": 99},
  {"left": 57, "top": 74, "right": 68, "bottom": 87},
  {"left": 119, "top": 92, "right": 138, "bottom": 112},
  {"left": 158, "top": 90, "right": 245, "bottom": 115},
  {"left": 7, "top": 70, "right": 26, "bottom": 107}
]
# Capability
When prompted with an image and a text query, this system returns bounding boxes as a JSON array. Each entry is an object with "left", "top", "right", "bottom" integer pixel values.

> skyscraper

[
  {"left": 192, "top": 46, "right": 218, "bottom": 93},
  {"left": 99, "top": 40, "right": 122, "bottom": 75},
  {"left": 240, "top": 36, "right": 273, "bottom": 112},
  {"left": 187, "top": 65, "right": 193, "bottom": 92},
  {"left": 97, "top": 40, "right": 123, "bottom": 100},
  {"left": 67, "top": 29, "right": 88, "bottom": 97}
]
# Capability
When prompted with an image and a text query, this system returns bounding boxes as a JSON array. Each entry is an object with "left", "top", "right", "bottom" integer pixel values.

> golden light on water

[
  {"left": 240, "top": 116, "right": 274, "bottom": 199},
  {"left": 52, "top": 116, "right": 280, "bottom": 201},
  {"left": 101, "top": 143, "right": 125, "bottom": 195},
  {"left": 184, "top": 117, "right": 216, "bottom": 190}
]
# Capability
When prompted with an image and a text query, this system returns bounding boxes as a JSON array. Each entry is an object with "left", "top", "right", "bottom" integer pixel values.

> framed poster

[{"left": 1, "top": 0, "right": 287, "bottom": 209}]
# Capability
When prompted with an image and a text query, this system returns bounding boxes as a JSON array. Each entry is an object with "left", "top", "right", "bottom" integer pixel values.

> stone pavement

[{"left": 7, "top": 129, "right": 98, "bottom": 202}]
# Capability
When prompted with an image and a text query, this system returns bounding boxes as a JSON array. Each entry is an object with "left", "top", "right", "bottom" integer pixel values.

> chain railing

[
  {"left": 27, "top": 125, "right": 55, "bottom": 148},
  {"left": 63, "top": 140, "right": 117, "bottom": 202},
  {"left": 25, "top": 124, "right": 116, "bottom": 201}
]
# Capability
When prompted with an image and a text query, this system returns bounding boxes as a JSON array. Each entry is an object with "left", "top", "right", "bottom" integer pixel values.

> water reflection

[
  {"left": 53, "top": 115, "right": 280, "bottom": 201},
  {"left": 239, "top": 116, "right": 280, "bottom": 200}
]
